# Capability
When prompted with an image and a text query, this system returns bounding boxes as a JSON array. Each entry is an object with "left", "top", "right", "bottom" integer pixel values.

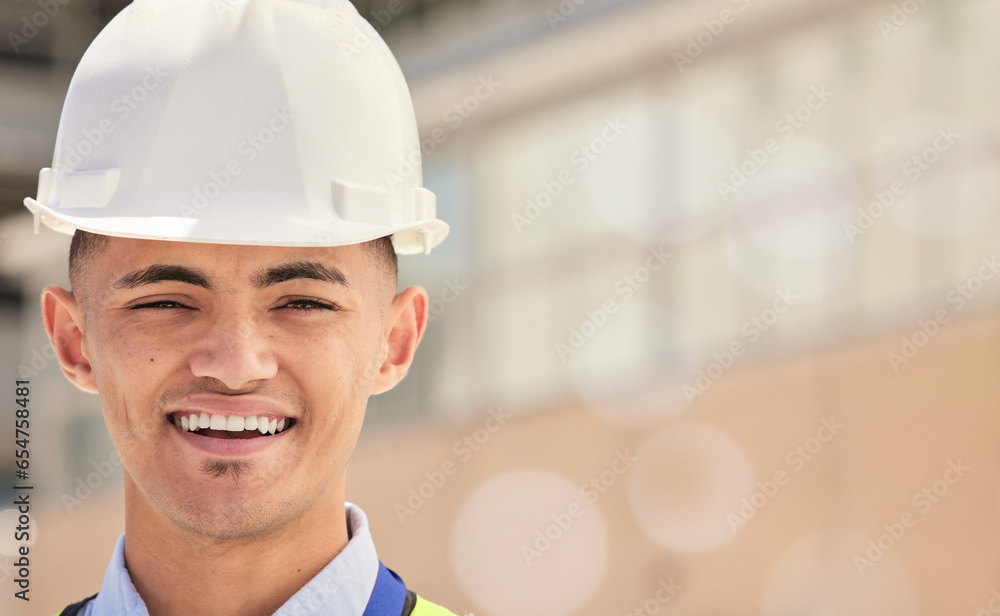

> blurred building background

[{"left": 2, "top": 0, "right": 1000, "bottom": 614}]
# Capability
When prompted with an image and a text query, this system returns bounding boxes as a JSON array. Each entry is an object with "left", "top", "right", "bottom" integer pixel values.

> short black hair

[
  {"left": 365, "top": 234, "right": 399, "bottom": 286},
  {"left": 69, "top": 229, "right": 397, "bottom": 294},
  {"left": 68, "top": 229, "right": 110, "bottom": 294}
]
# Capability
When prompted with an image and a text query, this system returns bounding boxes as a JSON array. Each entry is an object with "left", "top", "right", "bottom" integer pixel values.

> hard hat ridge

[{"left": 23, "top": 0, "right": 449, "bottom": 255}]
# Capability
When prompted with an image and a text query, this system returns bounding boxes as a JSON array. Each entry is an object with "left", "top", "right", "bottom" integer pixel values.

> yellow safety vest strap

[
  {"left": 55, "top": 593, "right": 97, "bottom": 616},
  {"left": 411, "top": 594, "right": 460, "bottom": 616}
]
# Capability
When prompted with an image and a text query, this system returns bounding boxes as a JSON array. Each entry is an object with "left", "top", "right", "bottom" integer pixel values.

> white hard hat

[{"left": 23, "top": 0, "right": 448, "bottom": 255}]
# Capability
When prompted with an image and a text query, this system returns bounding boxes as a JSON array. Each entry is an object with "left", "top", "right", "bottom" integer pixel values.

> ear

[
  {"left": 371, "top": 285, "right": 428, "bottom": 395},
  {"left": 40, "top": 285, "right": 98, "bottom": 393}
]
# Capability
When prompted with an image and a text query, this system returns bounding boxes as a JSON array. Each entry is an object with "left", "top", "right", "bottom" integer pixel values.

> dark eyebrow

[
  {"left": 252, "top": 261, "right": 350, "bottom": 289},
  {"left": 113, "top": 265, "right": 211, "bottom": 290}
]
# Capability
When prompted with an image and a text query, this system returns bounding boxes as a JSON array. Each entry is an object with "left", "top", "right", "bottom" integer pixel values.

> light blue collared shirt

[{"left": 78, "top": 502, "right": 380, "bottom": 616}]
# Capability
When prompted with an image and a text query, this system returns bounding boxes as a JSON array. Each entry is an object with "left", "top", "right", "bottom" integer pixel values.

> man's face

[{"left": 50, "top": 236, "right": 415, "bottom": 540}]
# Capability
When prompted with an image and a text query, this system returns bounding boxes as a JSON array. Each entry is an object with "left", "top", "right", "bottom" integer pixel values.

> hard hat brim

[{"left": 24, "top": 197, "right": 449, "bottom": 255}]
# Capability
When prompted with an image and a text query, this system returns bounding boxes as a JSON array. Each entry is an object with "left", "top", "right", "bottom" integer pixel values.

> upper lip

[{"left": 166, "top": 394, "right": 294, "bottom": 419}]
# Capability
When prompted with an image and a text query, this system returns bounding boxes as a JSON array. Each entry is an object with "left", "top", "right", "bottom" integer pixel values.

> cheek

[
  {"left": 95, "top": 332, "right": 160, "bottom": 393},
  {"left": 295, "top": 331, "right": 377, "bottom": 446},
  {"left": 91, "top": 317, "right": 156, "bottom": 369},
  {"left": 90, "top": 330, "right": 175, "bottom": 445},
  {"left": 299, "top": 325, "right": 383, "bottom": 389}
]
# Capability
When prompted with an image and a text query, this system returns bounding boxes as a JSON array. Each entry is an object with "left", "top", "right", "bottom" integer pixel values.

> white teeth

[{"left": 180, "top": 413, "right": 289, "bottom": 434}]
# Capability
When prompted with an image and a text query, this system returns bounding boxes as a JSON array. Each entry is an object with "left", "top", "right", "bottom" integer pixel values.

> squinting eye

[
  {"left": 130, "top": 300, "right": 190, "bottom": 310},
  {"left": 281, "top": 299, "right": 339, "bottom": 311}
]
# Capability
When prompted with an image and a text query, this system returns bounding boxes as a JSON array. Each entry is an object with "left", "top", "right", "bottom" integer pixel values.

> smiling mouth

[{"left": 169, "top": 412, "right": 294, "bottom": 439}]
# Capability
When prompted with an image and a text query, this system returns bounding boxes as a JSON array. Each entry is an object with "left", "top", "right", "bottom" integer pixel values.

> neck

[{"left": 122, "top": 474, "right": 350, "bottom": 616}]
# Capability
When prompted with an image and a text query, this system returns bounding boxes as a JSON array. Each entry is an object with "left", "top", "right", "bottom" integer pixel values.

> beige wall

[{"left": 356, "top": 307, "right": 1000, "bottom": 616}]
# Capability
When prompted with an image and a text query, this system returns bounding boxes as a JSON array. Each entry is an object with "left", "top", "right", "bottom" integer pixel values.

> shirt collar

[{"left": 87, "top": 502, "right": 379, "bottom": 616}]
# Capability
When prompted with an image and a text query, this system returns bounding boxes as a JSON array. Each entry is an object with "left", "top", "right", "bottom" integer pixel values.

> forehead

[{"left": 90, "top": 236, "right": 372, "bottom": 291}]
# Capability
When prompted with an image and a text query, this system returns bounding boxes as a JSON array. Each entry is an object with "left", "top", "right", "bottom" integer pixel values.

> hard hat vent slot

[
  {"left": 410, "top": 187, "right": 436, "bottom": 223},
  {"left": 36, "top": 168, "right": 54, "bottom": 205},
  {"left": 331, "top": 179, "right": 391, "bottom": 225},
  {"left": 59, "top": 168, "right": 122, "bottom": 210}
]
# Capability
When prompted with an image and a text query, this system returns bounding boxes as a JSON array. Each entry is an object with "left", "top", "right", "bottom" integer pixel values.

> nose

[{"left": 188, "top": 309, "right": 278, "bottom": 390}]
